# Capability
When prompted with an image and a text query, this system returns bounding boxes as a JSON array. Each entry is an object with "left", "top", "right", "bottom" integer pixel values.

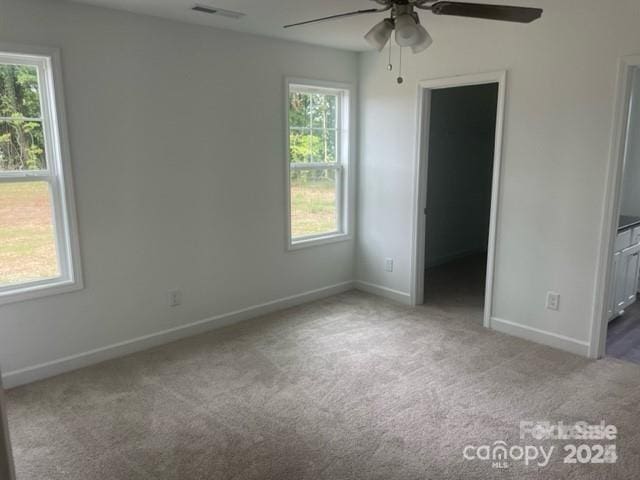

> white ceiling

[
  {"left": 69, "top": 0, "right": 392, "bottom": 51},
  {"left": 67, "top": 0, "right": 544, "bottom": 52}
]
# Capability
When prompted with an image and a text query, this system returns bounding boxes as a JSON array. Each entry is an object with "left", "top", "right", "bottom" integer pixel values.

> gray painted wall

[
  {"left": 356, "top": 0, "right": 640, "bottom": 345},
  {"left": 0, "top": 0, "right": 358, "bottom": 382},
  {"left": 621, "top": 68, "right": 640, "bottom": 216},
  {"left": 425, "top": 84, "right": 498, "bottom": 267}
]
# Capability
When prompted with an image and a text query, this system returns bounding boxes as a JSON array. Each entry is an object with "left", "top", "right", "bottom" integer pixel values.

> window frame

[
  {"left": 0, "top": 44, "right": 82, "bottom": 305},
  {"left": 285, "top": 78, "right": 353, "bottom": 250}
]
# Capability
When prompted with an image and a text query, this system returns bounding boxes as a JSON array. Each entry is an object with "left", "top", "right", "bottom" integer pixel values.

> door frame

[
  {"left": 0, "top": 375, "right": 16, "bottom": 480},
  {"left": 410, "top": 70, "right": 507, "bottom": 329},
  {"left": 590, "top": 55, "right": 640, "bottom": 358}
]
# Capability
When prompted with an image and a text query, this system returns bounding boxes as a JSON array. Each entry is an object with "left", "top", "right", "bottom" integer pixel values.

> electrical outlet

[
  {"left": 168, "top": 290, "right": 182, "bottom": 307},
  {"left": 385, "top": 258, "right": 394, "bottom": 272},
  {"left": 546, "top": 291, "right": 560, "bottom": 311}
]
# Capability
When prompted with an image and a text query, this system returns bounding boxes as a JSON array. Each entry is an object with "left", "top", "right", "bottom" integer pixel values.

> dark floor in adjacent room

[
  {"left": 424, "top": 253, "right": 487, "bottom": 315},
  {"left": 607, "top": 300, "right": 640, "bottom": 365}
]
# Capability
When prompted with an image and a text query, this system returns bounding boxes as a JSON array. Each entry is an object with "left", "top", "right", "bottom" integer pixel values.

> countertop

[{"left": 618, "top": 215, "right": 640, "bottom": 232}]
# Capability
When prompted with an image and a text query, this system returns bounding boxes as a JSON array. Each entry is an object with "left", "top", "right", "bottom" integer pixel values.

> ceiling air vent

[{"left": 191, "top": 4, "right": 245, "bottom": 19}]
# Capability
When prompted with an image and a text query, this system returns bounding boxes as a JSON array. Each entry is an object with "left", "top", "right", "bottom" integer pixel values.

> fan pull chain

[
  {"left": 387, "top": 40, "right": 393, "bottom": 71},
  {"left": 397, "top": 47, "right": 404, "bottom": 84}
]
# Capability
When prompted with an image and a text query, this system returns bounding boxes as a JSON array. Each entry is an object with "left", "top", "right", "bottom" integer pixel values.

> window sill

[
  {"left": 288, "top": 232, "right": 351, "bottom": 251},
  {"left": 0, "top": 277, "right": 83, "bottom": 306}
]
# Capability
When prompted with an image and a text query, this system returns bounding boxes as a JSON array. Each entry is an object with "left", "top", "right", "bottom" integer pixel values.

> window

[
  {"left": 0, "top": 47, "right": 81, "bottom": 304},
  {"left": 286, "top": 80, "right": 351, "bottom": 248}
]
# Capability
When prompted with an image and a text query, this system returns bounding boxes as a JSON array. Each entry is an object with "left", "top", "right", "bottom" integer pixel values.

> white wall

[
  {"left": 0, "top": 0, "right": 357, "bottom": 382},
  {"left": 425, "top": 84, "right": 497, "bottom": 267},
  {"left": 621, "top": 68, "right": 640, "bottom": 216},
  {"left": 357, "top": 0, "right": 640, "bottom": 348}
]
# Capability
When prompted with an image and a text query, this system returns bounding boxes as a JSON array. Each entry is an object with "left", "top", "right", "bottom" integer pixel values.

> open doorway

[
  {"left": 411, "top": 72, "right": 506, "bottom": 327},
  {"left": 599, "top": 62, "right": 640, "bottom": 364},
  {"left": 423, "top": 83, "right": 498, "bottom": 316},
  {"left": 591, "top": 55, "right": 640, "bottom": 360}
]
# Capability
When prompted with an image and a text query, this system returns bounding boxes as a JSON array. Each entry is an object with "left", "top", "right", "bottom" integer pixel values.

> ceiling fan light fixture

[
  {"left": 364, "top": 18, "right": 393, "bottom": 51},
  {"left": 411, "top": 24, "right": 433, "bottom": 54},
  {"left": 394, "top": 14, "right": 419, "bottom": 47}
]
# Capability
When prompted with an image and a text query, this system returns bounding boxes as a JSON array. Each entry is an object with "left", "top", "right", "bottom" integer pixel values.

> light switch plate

[
  {"left": 168, "top": 290, "right": 182, "bottom": 307},
  {"left": 385, "top": 258, "right": 394, "bottom": 272},
  {"left": 546, "top": 291, "right": 560, "bottom": 311}
]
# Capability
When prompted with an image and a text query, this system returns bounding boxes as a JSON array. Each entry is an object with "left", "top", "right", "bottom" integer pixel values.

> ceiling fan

[{"left": 284, "top": 1, "right": 543, "bottom": 55}]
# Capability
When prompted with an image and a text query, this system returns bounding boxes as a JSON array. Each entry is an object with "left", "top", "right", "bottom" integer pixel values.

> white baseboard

[
  {"left": 354, "top": 281, "right": 412, "bottom": 305},
  {"left": 2, "top": 281, "right": 355, "bottom": 389},
  {"left": 490, "top": 317, "right": 590, "bottom": 357}
]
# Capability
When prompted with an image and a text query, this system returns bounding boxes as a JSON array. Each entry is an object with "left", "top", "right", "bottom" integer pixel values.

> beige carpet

[{"left": 6, "top": 290, "right": 640, "bottom": 479}]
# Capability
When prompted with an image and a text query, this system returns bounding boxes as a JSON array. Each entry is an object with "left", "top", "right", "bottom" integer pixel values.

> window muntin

[
  {"left": 287, "top": 82, "right": 349, "bottom": 246},
  {"left": 0, "top": 50, "right": 81, "bottom": 303}
]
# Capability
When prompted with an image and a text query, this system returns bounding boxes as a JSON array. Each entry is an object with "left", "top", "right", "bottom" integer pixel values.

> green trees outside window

[{"left": 0, "top": 65, "right": 46, "bottom": 171}]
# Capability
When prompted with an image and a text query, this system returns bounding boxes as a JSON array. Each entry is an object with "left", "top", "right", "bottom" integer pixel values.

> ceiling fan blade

[
  {"left": 284, "top": 8, "right": 386, "bottom": 28},
  {"left": 427, "top": 2, "right": 543, "bottom": 23}
]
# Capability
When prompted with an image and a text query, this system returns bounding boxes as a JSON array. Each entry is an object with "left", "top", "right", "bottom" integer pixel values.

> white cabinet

[
  {"left": 615, "top": 229, "right": 632, "bottom": 251},
  {"left": 624, "top": 245, "right": 640, "bottom": 302},
  {"left": 608, "top": 251, "right": 621, "bottom": 319},
  {"left": 609, "top": 231, "right": 640, "bottom": 321}
]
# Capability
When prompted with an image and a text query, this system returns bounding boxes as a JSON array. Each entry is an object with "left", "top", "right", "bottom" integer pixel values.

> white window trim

[
  {"left": 285, "top": 77, "right": 354, "bottom": 251},
  {"left": 0, "top": 44, "right": 82, "bottom": 305}
]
